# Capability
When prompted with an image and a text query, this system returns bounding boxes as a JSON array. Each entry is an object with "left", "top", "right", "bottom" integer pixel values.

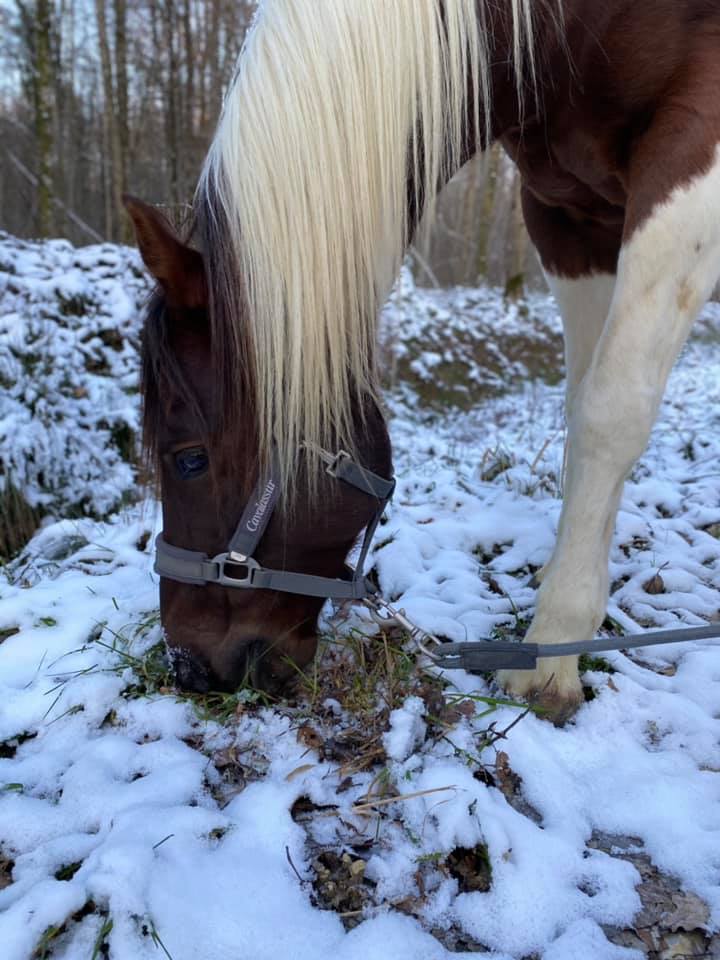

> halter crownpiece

[{"left": 154, "top": 444, "right": 395, "bottom": 600}]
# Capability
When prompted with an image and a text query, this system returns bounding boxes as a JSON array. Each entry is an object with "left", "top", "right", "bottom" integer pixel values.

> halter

[
  {"left": 154, "top": 445, "right": 720, "bottom": 673},
  {"left": 154, "top": 444, "right": 395, "bottom": 600}
]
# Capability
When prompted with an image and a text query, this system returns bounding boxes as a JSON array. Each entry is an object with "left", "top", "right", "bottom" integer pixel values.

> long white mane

[{"left": 199, "top": 0, "right": 540, "bottom": 484}]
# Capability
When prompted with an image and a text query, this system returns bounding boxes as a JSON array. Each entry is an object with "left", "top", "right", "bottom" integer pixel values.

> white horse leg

[
  {"left": 550, "top": 273, "right": 617, "bottom": 414},
  {"left": 501, "top": 148, "right": 720, "bottom": 722},
  {"left": 530, "top": 272, "right": 616, "bottom": 587}
]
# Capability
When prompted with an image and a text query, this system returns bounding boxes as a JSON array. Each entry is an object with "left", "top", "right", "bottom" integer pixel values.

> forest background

[{"left": 0, "top": 0, "right": 541, "bottom": 289}]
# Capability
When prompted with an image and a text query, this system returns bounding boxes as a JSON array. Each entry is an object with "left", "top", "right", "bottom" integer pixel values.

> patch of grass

[
  {"left": 416, "top": 851, "right": 444, "bottom": 864},
  {"left": 479, "top": 447, "right": 514, "bottom": 483},
  {"left": 90, "top": 915, "right": 113, "bottom": 959},
  {"left": 286, "top": 626, "right": 447, "bottom": 775},
  {"left": 54, "top": 861, "right": 82, "bottom": 881},
  {"left": 142, "top": 918, "right": 174, "bottom": 959},
  {"left": 579, "top": 654, "right": 616, "bottom": 675},
  {"left": 189, "top": 687, "right": 274, "bottom": 724},
  {"left": 90, "top": 619, "right": 273, "bottom": 725},
  {"left": 33, "top": 924, "right": 64, "bottom": 959},
  {"left": 113, "top": 640, "right": 174, "bottom": 698},
  {"left": 602, "top": 614, "right": 628, "bottom": 635},
  {"left": 0, "top": 625, "right": 20, "bottom": 643}
]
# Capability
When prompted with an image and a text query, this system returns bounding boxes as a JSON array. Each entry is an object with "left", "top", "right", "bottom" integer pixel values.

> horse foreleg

[
  {"left": 500, "top": 147, "right": 720, "bottom": 722},
  {"left": 529, "top": 272, "right": 616, "bottom": 588}
]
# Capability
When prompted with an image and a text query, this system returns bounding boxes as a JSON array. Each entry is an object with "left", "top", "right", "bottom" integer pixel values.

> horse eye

[{"left": 174, "top": 446, "right": 209, "bottom": 480}]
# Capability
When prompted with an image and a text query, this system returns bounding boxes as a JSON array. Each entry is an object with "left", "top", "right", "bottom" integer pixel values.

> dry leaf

[
  {"left": 643, "top": 573, "right": 666, "bottom": 595},
  {"left": 495, "top": 751, "right": 521, "bottom": 800},
  {"left": 297, "top": 724, "right": 324, "bottom": 752},
  {"left": 285, "top": 763, "right": 316, "bottom": 782}
]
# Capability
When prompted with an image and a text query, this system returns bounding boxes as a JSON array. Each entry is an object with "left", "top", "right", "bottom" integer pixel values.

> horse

[{"left": 125, "top": 0, "right": 720, "bottom": 723}]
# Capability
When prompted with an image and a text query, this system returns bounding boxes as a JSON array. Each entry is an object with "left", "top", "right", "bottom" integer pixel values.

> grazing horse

[{"left": 126, "top": 0, "right": 720, "bottom": 722}]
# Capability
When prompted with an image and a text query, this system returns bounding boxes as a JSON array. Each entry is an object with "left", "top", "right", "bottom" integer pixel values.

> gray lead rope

[
  {"left": 365, "top": 596, "right": 720, "bottom": 672},
  {"left": 432, "top": 623, "right": 720, "bottom": 672}
]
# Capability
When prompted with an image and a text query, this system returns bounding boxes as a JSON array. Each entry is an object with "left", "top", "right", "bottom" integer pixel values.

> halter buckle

[
  {"left": 211, "top": 553, "right": 261, "bottom": 588},
  {"left": 326, "top": 449, "right": 351, "bottom": 478}
]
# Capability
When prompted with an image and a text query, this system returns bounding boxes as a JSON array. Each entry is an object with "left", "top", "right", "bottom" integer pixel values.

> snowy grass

[
  {"left": 0, "top": 233, "right": 149, "bottom": 558},
  {"left": 1, "top": 240, "right": 720, "bottom": 958}
]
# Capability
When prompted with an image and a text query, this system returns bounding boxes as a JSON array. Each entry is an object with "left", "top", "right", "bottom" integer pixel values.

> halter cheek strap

[{"left": 154, "top": 446, "right": 395, "bottom": 600}]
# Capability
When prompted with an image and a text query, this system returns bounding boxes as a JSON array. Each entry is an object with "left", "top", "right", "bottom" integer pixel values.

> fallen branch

[{"left": 4, "top": 148, "right": 104, "bottom": 242}]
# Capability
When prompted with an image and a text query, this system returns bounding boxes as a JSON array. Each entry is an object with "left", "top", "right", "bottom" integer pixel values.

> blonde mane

[{"left": 198, "top": 0, "right": 542, "bottom": 488}]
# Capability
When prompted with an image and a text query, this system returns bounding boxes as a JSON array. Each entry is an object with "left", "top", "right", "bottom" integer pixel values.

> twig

[
  {"left": 285, "top": 845, "right": 307, "bottom": 885},
  {"left": 4, "top": 148, "right": 104, "bottom": 242},
  {"left": 348, "top": 785, "right": 456, "bottom": 816}
]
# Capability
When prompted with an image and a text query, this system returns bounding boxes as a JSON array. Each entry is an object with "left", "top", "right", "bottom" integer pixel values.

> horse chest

[{"left": 502, "top": 123, "right": 629, "bottom": 227}]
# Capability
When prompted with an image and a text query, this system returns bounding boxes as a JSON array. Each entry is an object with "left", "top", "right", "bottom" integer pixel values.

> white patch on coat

[{"left": 547, "top": 272, "right": 617, "bottom": 412}]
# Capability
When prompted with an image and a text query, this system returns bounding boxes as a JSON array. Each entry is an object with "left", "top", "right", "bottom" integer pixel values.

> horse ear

[{"left": 123, "top": 195, "right": 206, "bottom": 310}]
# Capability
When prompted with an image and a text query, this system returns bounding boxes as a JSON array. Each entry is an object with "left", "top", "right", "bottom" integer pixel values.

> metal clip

[
  {"left": 362, "top": 595, "right": 542, "bottom": 672},
  {"left": 362, "top": 595, "right": 443, "bottom": 661}
]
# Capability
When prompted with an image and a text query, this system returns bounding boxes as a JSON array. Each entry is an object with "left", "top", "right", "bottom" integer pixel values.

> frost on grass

[
  {"left": 0, "top": 233, "right": 150, "bottom": 556},
  {"left": 1, "top": 238, "right": 720, "bottom": 959}
]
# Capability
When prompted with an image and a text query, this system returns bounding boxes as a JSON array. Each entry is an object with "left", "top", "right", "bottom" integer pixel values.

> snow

[
  {"left": 0, "top": 232, "right": 147, "bottom": 518},
  {"left": 1, "top": 238, "right": 720, "bottom": 959},
  {"left": 383, "top": 697, "right": 427, "bottom": 761}
]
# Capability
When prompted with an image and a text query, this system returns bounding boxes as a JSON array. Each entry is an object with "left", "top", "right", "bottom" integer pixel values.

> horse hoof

[{"left": 497, "top": 667, "right": 584, "bottom": 727}]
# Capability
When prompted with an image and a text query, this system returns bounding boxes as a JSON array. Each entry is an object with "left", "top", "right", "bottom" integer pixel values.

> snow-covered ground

[
  {"left": 1, "top": 238, "right": 720, "bottom": 960},
  {"left": 0, "top": 233, "right": 145, "bottom": 523}
]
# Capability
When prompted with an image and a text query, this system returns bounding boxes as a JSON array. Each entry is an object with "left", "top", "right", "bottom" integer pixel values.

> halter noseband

[{"left": 154, "top": 444, "right": 395, "bottom": 600}]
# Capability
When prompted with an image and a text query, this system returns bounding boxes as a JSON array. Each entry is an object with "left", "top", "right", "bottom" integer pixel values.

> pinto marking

[{"left": 501, "top": 146, "right": 720, "bottom": 716}]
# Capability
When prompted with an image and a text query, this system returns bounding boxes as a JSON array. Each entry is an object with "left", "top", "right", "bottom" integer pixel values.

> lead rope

[{"left": 361, "top": 591, "right": 720, "bottom": 673}]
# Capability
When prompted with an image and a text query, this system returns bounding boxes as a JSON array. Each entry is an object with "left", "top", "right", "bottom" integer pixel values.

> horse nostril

[
  {"left": 238, "top": 639, "right": 287, "bottom": 695},
  {"left": 242, "top": 640, "right": 268, "bottom": 690},
  {"left": 169, "top": 646, "right": 212, "bottom": 693}
]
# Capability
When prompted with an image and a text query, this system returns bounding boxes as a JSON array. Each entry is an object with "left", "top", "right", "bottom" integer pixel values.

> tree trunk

[
  {"left": 34, "top": 0, "right": 54, "bottom": 235},
  {"left": 113, "top": 0, "right": 131, "bottom": 241},
  {"left": 95, "top": 0, "right": 122, "bottom": 239},
  {"left": 485, "top": 150, "right": 518, "bottom": 288},
  {"left": 159, "top": 0, "right": 181, "bottom": 204}
]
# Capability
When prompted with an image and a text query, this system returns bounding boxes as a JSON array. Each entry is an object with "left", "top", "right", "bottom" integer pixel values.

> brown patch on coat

[
  {"left": 494, "top": 0, "right": 720, "bottom": 278},
  {"left": 677, "top": 280, "right": 695, "bottom": 313}
]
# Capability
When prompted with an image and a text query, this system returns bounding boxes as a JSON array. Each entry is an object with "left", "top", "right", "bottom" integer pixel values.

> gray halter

[{"left": 154, "top": 445, "right": 395, "bottom": 600}]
